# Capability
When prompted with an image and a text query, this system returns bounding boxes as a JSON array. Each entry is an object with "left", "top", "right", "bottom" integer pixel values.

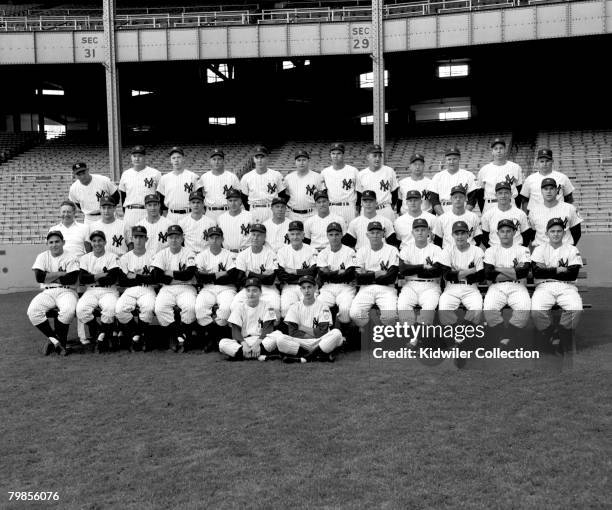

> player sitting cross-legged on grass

[{"left": 268, "top": 275, "right": 345, "bottom": 363}]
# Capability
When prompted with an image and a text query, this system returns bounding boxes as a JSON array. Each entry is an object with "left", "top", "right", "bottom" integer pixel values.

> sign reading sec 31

[
  {"left": 350, "top": 24, "right": 371, "bottom": 53},
  {"left": 75, "top": 33, "right": 104, "bottom": 62}
]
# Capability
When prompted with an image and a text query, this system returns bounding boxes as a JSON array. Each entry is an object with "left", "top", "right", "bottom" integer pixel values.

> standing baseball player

[
  {"left": 277, "top": 220, "right": 318, "bottom": 318},
  {"left": 477, "top": 139, "right": 523, "bottom": 212},
  {"left": 283, "top": 150, "right": 323, "bottom": 222},
  {"left": 197, "top": 148, "right": 240, "bottom": 221},
  {"left": 349, "top": 221, "right": 399, "bottom": 328},
  {"left": 151, "top": 225, "right": 197, "bottom": 353},
  {"left": 240, "top": 145, "right": 285, "bottom": 224},
  {"left": 398, "top": 153, "right": 433, "bottom": 215},
  {"left": 483, "top": 219, "right": 532, "bottom": 345},
  {"left": 393, "top": 190, "right": 438, "bottom": 251},
  {"left": 157, "top": 147, "right": 199, "bottom": 224},
  {"left": 115, "top": 226, "right": 157, "bottom": 352},
  {"left": 432, "top": 185, "right": 482, "bottom": 248},
  {"left": 263, "top": 197, "right": 292, "bottom": 252},
  {"left": 49, "top": 200, "right": 91, "bottom": 257},
  {"left": 217, "top": 189, "right": 253, "bottom": 255},
  {"left": 27, "top": 231, "right": 79, "bottom": 355},
  {"left": 304, "top": 190, "right": 346, "bottom": 252},
  {"left": 179, "top": 191, "right": 216, "bottom": 254},
  {"left": 529, "top": 178, "right": 582, "bottom": 247},
  {"left": 531, "top": 218, "right": 583, "bottom": 352},
  {"left": 119, "top": 145, "right": 161, "bottom": 230},
  {"left": 435, "top": 221, "right": 484, "bottom": 327},
  {"left": 137, "top": 194, "right": 173, "bottom": 255},
  {"left": 76, "top": 230, "right": 122, "bottom": 352},
  {"left": 520, "top": 148, "right": 575, "bottom": 212},
  {"left": 357, "top": 144, "right": 398, "bottom": 221},
  {"left": 481, "top": 182, "right": 532, "bottom": 248},
  {"left": 89, "top": 197, "right": 130, "bottom": 256},
  {"left": 344, "top": 190, "right": 396, "bottom": 250},
  {"left": 321, "top": 143, "right": 360, "bottom": 224},
  {"left": 429, "top": 148, "right": 478, "bottom": 215},
  {"left": 68, "top": 162, "right": 119, "bottom": 224}
]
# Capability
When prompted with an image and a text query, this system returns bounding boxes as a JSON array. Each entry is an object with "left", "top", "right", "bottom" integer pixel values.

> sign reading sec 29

[{"left": 351, "top": 24, "right": 371, "bottom": 51}]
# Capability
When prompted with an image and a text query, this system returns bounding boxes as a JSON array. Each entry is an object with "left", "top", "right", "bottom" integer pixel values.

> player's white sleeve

[
  {"left": 384, "top": 218, "right": 395, "bottom": 237},
  {"left": 436, "top": 247, "right": 451, "bottom": 266},
  {"left": 518, "top": 247, "right": 531, "bottom": 264},
  {"left": 531, "top": 246, "right": 545, "bottom": 264},
  {"left": 68, "top": 185, "right": 77, "bottom": 204},
  {"left": 518, "top": 211, "right": 530, "bottom": 233},
  {"left": 284, "top": 302, "right": 299, "bottom": 325},
  {"left": 569, "top": 205, "right": 583, "bottom": 227},
  {"left": 347, "top": 220, "right": 358, "bottom": 239},
  {"left": 476, "top": 168, "right": 484, "bottom": 188},
  {"left": 157, "top": 175, "right": 167, "bottom": 196},
  {"left": 568, "top": 246, "right": 583, "bottom": 266},
  {"left": 432, "top": 217, "right": 443, "bottom": 238},
  {"left": 151, "top": 251, "right": 165, "bottom": 270},
  {"left": 520, "top": 178, "right": 531, "bottom": 199},
  {"left": 474, "top": 248, "right": 484, "bottom": 270},
  {"left": 239, "top": 175, "right": 249, "bottom": 196},
  {"left": 390, "top": 169, "right": 399, "bottom": 192},
  {"left": 483, "top": 247, "right": 495, "bottom": 265},
  {"left": 481, "top": 210, "right": 491, "bottom": 232},
  {"left": 389, "top": 248, "right": 399, "bottom": 266},
  {"left": 562, "top": 175, "right": 575, "bottom": 196},
  {"left": 106, "top": 176, "right": 118, "bottom": 195},
  {"left": 227, "top": 306, "right": 243, "bottom": 329}
]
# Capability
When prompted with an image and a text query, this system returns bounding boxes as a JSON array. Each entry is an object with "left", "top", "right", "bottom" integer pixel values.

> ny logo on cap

[
  {"left": 203, "top": 230, "right": 209, "bottom": 241},
  {"left": 504, "top": 175, "right": 516, "bottom": 185},
  {"left": 240, "top": 224, "right": 250, "bottom": 236},
  {"left": 284, "top": 233, "right": 290, "bottom": 244},
  {"left": 218, "top": 262, "right": 226, "bottom": 271},
  {"left": 184, "top": 182, "right": 194, "bottom": 193},
  {"left": 305, "top": 184, "right": 316, "bottom": 196},
  {"left": 380, "top": 261, "right": 389, "bottom": 271},
  {"left": 158, "top": 232, "right": 168, "bottom": 243},
  {"left": 342, "top": 179, "right": 353, "bottom": 191},
  {"left": 144, "top": 177, "right": 155, "bottom": 188},
  {"left": 95, "top": 190, "right": 106, "bottom": 201},
  {"left": 267, "top": 183, "right": 277, "bottom": 194},
  {"left": 112, "top": 234, "right": 124, "bottom": 248},
  {"left": 223, "top": 185, "right": 234, "bottom": 195},
  {"left": 379, "top": 180, "right": 390, "bottom": 192},
  {"left": 457, "top": 183, "right": 468, "bottom": 194}
]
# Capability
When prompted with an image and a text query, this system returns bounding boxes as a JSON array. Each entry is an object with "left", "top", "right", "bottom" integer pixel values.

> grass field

[{"left": 1, "top": 290, "right": 611, "bottom": 509}]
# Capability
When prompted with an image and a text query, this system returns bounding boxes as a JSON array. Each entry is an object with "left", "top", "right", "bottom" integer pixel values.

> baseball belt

[
  {"left": 44, "top": 285, "right": 72, "bottom": 289},
  {"left": 229, "top": 248, "right": 241, "bottom": 253},
  {"left": 170, "top": 209, "right": 188, "bottom": 214},
  {"left": 407, "top": 278, "right": 435, "bottom": 282},
  {"left": 87, "top": 212, "right": 101, "bottom": 216},
  {"left": 536, "top": 279, "right": 575, "bottom": 284},
  {"left": 289, "top": 207, "right": 313, "bottom": 214},
  {"left": 452, "top": 280, "right": 470, "bottom": 285},
  {"left": 441, "top": 200, "right": 452, "bottom": 206},
  {"left": 208, "top": 206, "right": 229, "bottom": 211},
  {"left": 376, "top": 204, "right": 391, "bottom": 210},
  {"left": 485, "top": 199, "right": 498, "bottom": 203},
  {"left": 330, "top": 202, "right": 350, "bottom": 206},
  {"left": 251, "top": 204, "right": 271, "bottom": 208},
  {"left": 88, "top": 284, "right": 114, "bottom": 288},
  {"left": 126, "top": 205, "right": 145, "bottom": 209}
]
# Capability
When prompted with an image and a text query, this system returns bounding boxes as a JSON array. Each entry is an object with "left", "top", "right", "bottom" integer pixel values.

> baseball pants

[
  {"left": 123, "top": 208, "right": 147, "bottom": 230},
  {"left": 270, "top": 328, "right": 344, "bottom": 355},
  {"left": 195, "top": 284, "right": 236, "bottom": 326},
  {"left": 76, "top": 287, "right": 119, "bottom": 324},
  {"left": 219, "top": 334, "right": 278, "bottom": 359},
  {"left": 483, "top": 282, "right": 531, "bottom": 328},
  {"left": 205, "top": 207, "right": 228, "bottom": 222},
  {"left": 287, "top": 209, "right": 315, "bottom": 222},
  {"left": 397, "top": 281, "right": 441, "bottom": 325},
  {"left": 115, "top": 286, "right": 157, "bottom": 324},
  {"left": 232, "top": 286, "right": 281, "bottom": 319},
  {"left": 531, "top": 282, "right": 583, "bottom": 330},
  {"left": 249, "top": 205, "right": 272, "bottom": 224},
  {"left": 438, "top": 283, "right": 482, "bottom": 325},
  {"left": 318, "top": 283, "right": 356, "bottom": 323},
  {"left": 154, "top": 285, "right": 197, "bottom": 327},
  {"left": 362, "top": 204, "right": 395, "bottom": 222},
  {"left": 330, "top": 204, "right": 356, "bottom": 225},
  {"left": 349, "top": 284, "right": 398, "bottom": 327},
  {"left": 281, "top": 284, "right": 302, "bottom": 317},
  {"left": 27, "top": 288, "right": 78, "bottom": 326},
  {"left": 166, "top": 212, "right": 189, "bottom": 225}
]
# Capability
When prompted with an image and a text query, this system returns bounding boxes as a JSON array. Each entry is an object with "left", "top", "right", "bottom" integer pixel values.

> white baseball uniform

[
  {"left": 528, "top": 202, "right": 582, "bottom": 247},
  {"left": 394, "top": 211, "right": 438, "bottom": 251},
  {"left": 277, "top": 243, "right": 318, "bottom": 316},
  {"left": 179, "top": 214, "right": 216, "bottom": 254},
  {"left": 316, "top": 244, "right": 357, "bottom": 323},
  {"left": 477, "top": 161, "right": 523, "bottom": 212},
  {"left": 197, "top": 170, "right": 240, "bottom": 220},
  {"left": 430, "top": 169, "right": 477, "bottom": 212},
  {"left": 520, "top": 171, "right": 575, "bottom": 209},
  {"left": 347, "top": 214, "right": 395, "bottom": 250},
  {"left": 304, "top": 213, "right": 346, "bottom": 252},
  {"left": 194, "top": 247, "right": 237, "bottom": 327},
  {"left": 321, "top": 165, "right": 360, "bottom": 224},
  {"left": 357, "top": 165, "right": 399, "bottom": 221},
  {"left": 157, "top": 169, "right": 200, "bottom": 224},
  {"left": 89, "top": 219, "right": 130, "bottom": 256},
  {"left": 69, "top": 174, "right": 118, "bottom": 224},
  {"left": 481, "top": 206, "right": 530, "bottom": 247},
  {"left": 115, "top": 250, "right": 157, "bottom": 324},
  {"left": 433, "top": 210, "right": 482, "bottom": 248},
  {"left": 137, "top": 216, "right": 173, "bottom": 255},
  {"left": 217, "top": 210, "right": 253, "bottom": 254},
  {"left": 263, "top": 217, "right": 292, "bottom": 252},
  {"left": 119, "top": 166, "right": 161, "bottom": 229},
  {"left": 240, "top": 168, "right": 285, "bottom": 223},
  {"left": 76, "top": 251, "right": 120, "bottom": 325},
  {"left": 48, "top": 222, "right": 89, "bottom": 257},
  {"left": 283, "top": 170, "right": 323, "bottom": 222},
  {"left": 398, "top": 176, "right": 433, "bottom": 214}
]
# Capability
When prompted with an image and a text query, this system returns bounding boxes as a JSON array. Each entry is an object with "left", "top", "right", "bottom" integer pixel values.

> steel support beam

[
  {"left": 103, "top": 0, "right": 121, "bottom": 183},
  {"left": 371, "top": 0, "right": 385, "bottom": 150}
]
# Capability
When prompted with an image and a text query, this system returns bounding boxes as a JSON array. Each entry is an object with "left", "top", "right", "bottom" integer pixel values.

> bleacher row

[{"left": 1, "top": 128, "right": 611, "bottom": 243}]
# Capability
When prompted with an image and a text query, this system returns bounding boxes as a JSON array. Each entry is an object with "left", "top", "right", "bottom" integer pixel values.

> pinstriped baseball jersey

[
  {"left": 235, "top": 245, "right": 278, "bottom": 273},
  {"left": 228, "top": 300, "right": 277, "bottom": 337},
  {"left": 263, "top": 218, "right": 291, "bottom": 251},
  {"left": 48, "top": 222, "right": 89, "bottom": 257},
  {"left": 283, "top": 170, "right": 323, "bottom": 211},
  {"left": 520, "top": 171, "right": 575, "bottom": 207},
  {"left": 357, "top": 165, "right": 399, "bottom": 206},
  {"left": 484, "top": 244, "right": 531, "bottom": 276},
  {"left": 304, "top": 213, "right": 346, "bottom": 251},
  {"left": 477, "top": 161, "right": 523, "bottom": 199},
  {"left": 481, "top": 206, "right": 529, "bottom": 247},
  {"left": 157, "top": 169, "right": 199, "bottom": 210},
  {"left": 195, "top": 247, "right": 236, "bottom": 275},
  {"left": 197, "top": 171, "right": 240, "bottom": 208},
  {"left": 137, "top": 216, "right": 172, "bottom": 255},
  {"left": 277, "top": 244, "right": 318, "bottom": 270},
  {"left": 89, "top": 219, "right": 130, "bottom": 256},
  {"left": 433, "top": 210, "right": 482, "bottom": 247},
  {"left": 240, "top": 168, "right": 285, "bottom": 206},
  {"left": 151, "top": 247, "right": 196, "bottom": 285},
  {"left": 321, "top": 165, "right": 359, "bottom": 203},
  {"left": 394, "top": 211, "right": 438, "bottom": 251},
  {"left": 285, "top": 300, "right": 333, "bottom": 337},
  {"left": 347, "top": 214, "right": 395, "bottom": 250},
  {"left": 179, "top": 214, "right": 216, "bottom": 254},
  {"left": 79, "top": 251, "right": 120, "bottom": 289},
  {"left": 118, "top": 250, "right": 155, "bottom": 279},
  {"left": 69, "top": 174, "right": 118, "bottom": 215},
  {"left": 217, "top": 210, "right": 253, "bottom": 252},
  {"left": 436, "top": 244, "right": 484, "bottom": 272},
  {"left": 528, "top": 202, "right": 582, "bottom": 246},
  {"left": 32, "top": 251, "right": 79, "bottom": 289},
  {"left": 531, "top": 244, "right": 582, "bottom": 280},
  {"left": 399, "top": 241, "right": 442, "bottom": 281},
  {"left": 431, "top": 169, "right": 477, "bottom": 206},
  {"left": 355, "top": 243, "right": 399, "bottom": 272},
  {"left": 316, "top": 244, "right": 357, "bottom": 271},
  {"left": 118, "top": 166, "right": 161, "bottom": 206},
  {"left": 398, "top": 176, "right": 433, "bottom": 213}
]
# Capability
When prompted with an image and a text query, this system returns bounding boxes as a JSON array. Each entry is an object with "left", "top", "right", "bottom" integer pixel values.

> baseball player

[
  {"left": 68, "top": 162, "right": 119, "bottom": 224},
  {"left": 269, "top": 275, "right": 344, "bottom": 363},
  {"left": 197, "top": 148, "right": 240, "bottom": 221},
  {"left": 429, "top": 148, "right": 478, "bottom": 215},
  {"left": 436, "top": 221, "right": 484, "bottom": 327},
  {"left": 263, "top": 197, "right": 291, "bottom": 251},
  {"left": 218, "top": 277, "right": 279, "bottom": 361},
  {"left": 316, "top": 222, "right": 357, "bottom": 330},
  {"left": 398, "top": 153, "right": 433, "bottom": 214},
  {"left": 304, "top": 190, "right": 346, "bottom": 252},
  {"left": 357, "top": 144, "right": 398, "bottom": 221},
  {"left": 89, "top": 197, "right": 130, "bottom": 256},
  {"left": 483, "top": 219, "right": 532, "bottom": 345},
  {"left": 119, "top": 145, "right": 161, "bottom": 230},
  {"left": 344, "top": 190, "right": 396, "bottom": 250},
  {"left": 277, "top": 220, "right": 318, "bottom": 317},
  {"left": 179, "top": 191, "right": 216, "bottom": 254},
  {"left": 217, "top": 188, "right": 253, "bottom": 255},
  {"left": 151, "top": 225, "right": 197, "bottom": 353},
  {"left": 397, "top": 218, "right": 442, "bottom": 331},
  {"left": 283, "top": 150, "right": 323, "bottom": 222},
  {"left": 481, "top": 182, "right": 532, "bottom": 248},
  {"left": 321, "top": 143, "right": 360, "bottom": 224},
  {"left": 137, "top": 194, "right": 173, "bottom": 255},
  {"left": 49, "top": 200, "right": 91, "bottom": 257},
  {"left": 231, "top": 223, "right": 281, "bottom": 320},
  {"left": 115, "top": 226, "right": 157, "bottom": 351},
  {"left": 432, "top": 185, "right": 482, "bottom": 248},
  {"left": 240, "top": 145, "right": 285, "bottom": 223},
  {"left": 194, "top": 226, "right": 238, "bottom": 347},
  {"left": 529, "top": 178, "right": 582, "bottom": 247},
  {"left": 520, "top": 148, "right": 575, "bottom": 212},
  {"left": 393, "top": 190, "right": 438, "bottom": 251},
  {"left": 157, "top": 147, "right": 200, "bottom": 224},
  {"left": 531, "top": 218, "right": 583, "bottom": 351},
  {"left": 349, "top": 221, "right": 399, "bottom": 328},
  {"left": 76, "top": 230, "right": 122, "bottom": 352},
  {"left": 27, "top": 231, "right": 79, "bottom": 355},
  {"left": 477, "top": 139, "right": 523, "bottom": 212}
]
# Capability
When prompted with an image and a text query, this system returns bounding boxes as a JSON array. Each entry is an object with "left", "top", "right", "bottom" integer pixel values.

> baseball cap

[
  {"left": 89, "top": 230, "right": 106, "bottom": 241},
  {"left": 410, "top": 153, "right": 425, "bottom": 164},
  {"left": 330, "top": 143, "right": 345, "bottom": 153},
  {"left": 46, "top": 230, "right": 64, "bottom": 241},
  {"left": 210, "top": 148, "right": 225, "bottom": 159},
  {"left": 169, "top": 146, "right": 184, "bottom": 157},
  {"left": 361, "top": 190, "right": 377, "bottom": 201},
  {"left": 327, "top": 222, "right": 343, "bottom": 233},
  {"left": 367, "top": 221, "right": 384, "bottom": 232},
  {"left": 207, "top": 226, "right": 223, "bottom": 237},
  {"left": 298, "top": 275, "right": 316, "bottom": 286},
  {"left": 405, "top": 190, "right": 422, "bottom": 200},
  {"left": 445, "top": 147, "right": 461, "bottom": 157},
  {"left": 132, "top": 225, "right": 147, "bottom": 237},
  {"left": 412, "top": 218, "right": 429, "bottom": 229},
  {"left": 99, "top": 196, "right": 116, "bottom": 207},
  {"left": 314, "top": 190, "right": 329, "bottom": 201},
  {"left": 72, "top": 162, "right": 87, "bottom": 173},
  {"left": 491, "top": 138, "right": 506, "bottom": 148},
  {"left": 541, "top": 177, "right": 557, "bottom": 188},
  {"left": 226, "top": 188, "right": 242, "bottom": 199},
  {"left": 167, "top": 225, "right": 183, "bottom": 236},
  {"left": 254, "top": 145, "right": 269, "bottom": 156},
  {"left": 144, "top": 193, "right": 160, "bottom": 204},
  {"left": 244, "top": 277, "right": 261, "bottom": 289},
  {"left": 450, "top": 185, "right": 467, "bottom": 196},
  {"left": 189, "top": 191, "right": 204, "bottom": 202},
  {"left": 131, "top": 145, "right": 146, "bottom": 155},
  {"left": 250, "top": 223, "right": 266, "bottom": 234},
  {"left": 537, "top": 148, "right": 553, "bottom": 160},
  {"left": 495, "top": 182, "right": 511, "bottom": 192},
  {"left": 288, "top": 220, "right": 304, "bottom": 231},
  {"left": 271, "top": 197, "right": 287, "bottom": 206},
  {"left": 367, "top": 144, "right": 383, "bottom": 154},
  {"left": 547, "top": 218, "right": 566, "bottom": 230},
  {"left": 452, "top": 221, "right": 469, "bottom": 233},
  {"left": 295, "top": 150, "right": 310, "bottom": 160},
  {"left": 497, "top": 219, "right": 517, "bottom": 230}
]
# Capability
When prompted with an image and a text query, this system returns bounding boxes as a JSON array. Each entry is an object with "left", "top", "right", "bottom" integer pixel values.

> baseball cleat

[
  {"left": 282, "top": 356, "right": 307, "bottom": 364},
  {"left": 131, "top": 335, "right": 142, "bottom": 352},
  {"left": 44, "top": 340, "right": 57, "bottom": 356},
  {"left": 168, "top": 335, "right": 178, "bottom": 352},
  {"left": 96, "top": 333, "right": 107, "bottom": 353},
  {"left": 177, "top": 341, "right": 185, "bottom": 354}
]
